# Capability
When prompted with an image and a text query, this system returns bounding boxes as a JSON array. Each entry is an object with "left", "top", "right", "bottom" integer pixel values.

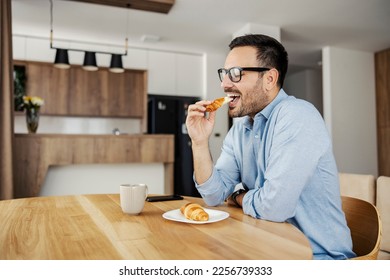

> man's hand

[
  {"left": 226, "top": 195, "right": 238, "bottom": 207},
  {"left": 186, "top": 100, "right": 216, "bottom": 146},
  {"left": 227, "top": 192, "right": 246, "bottom": 208}
]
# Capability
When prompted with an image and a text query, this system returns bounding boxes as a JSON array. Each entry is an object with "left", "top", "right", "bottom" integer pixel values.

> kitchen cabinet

[
  {"left": 123, "top": 48, "right": 148, "bottom": 70},
  {"left": 13, "top": 133, "right": 174, "bottom": 198},
  {"left": 176, "top": 53, "right": 203, "bottom": 96},
  {"left": 13, "top": 36, "right": 56, "bottom": 62},
  {"left": 147, "top": 50, "right": 204, "bottom": 96},
  {"left": 13, "top": 35, "right": 204, "bottom": 103},
  {"left": 147, "top": 50, "right": 176, "bottom": 94},
  {"left": 15, "top": 60, "right": 147, "bottom": 118}
]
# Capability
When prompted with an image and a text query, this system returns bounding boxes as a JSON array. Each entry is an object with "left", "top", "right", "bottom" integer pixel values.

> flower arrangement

[
  {"left": 22, "top": 96, "right": 44, "bottom": 110},
  {"left": 22, "top": 96, "right": 44, "bottom": 133}
]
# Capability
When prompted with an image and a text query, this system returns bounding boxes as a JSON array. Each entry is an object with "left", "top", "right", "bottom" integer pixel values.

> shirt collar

[{"left": 243, "top": 89, "right": 288, "bottom": 129}]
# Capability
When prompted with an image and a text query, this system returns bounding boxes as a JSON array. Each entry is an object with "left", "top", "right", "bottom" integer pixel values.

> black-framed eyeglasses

[{"left": 217, "top": 67, "right": 270, "bottom": 83}]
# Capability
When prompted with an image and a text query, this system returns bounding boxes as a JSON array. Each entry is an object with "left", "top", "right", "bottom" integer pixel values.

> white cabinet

[
  {"left": 176, "top": 53, "right": 203, "bottom": 96},
  {"left": 12, "top": 36, "right": 26, "bottom": 60},
  {"left": 123, "top": 48, "right": 148, "bottom": 70},
  {"left": 13, "top": 36, "right": 55, "bottom": 62},
  {"left": 26, "top": 37, "right": 55, "bottom": 62},
  {"left": 148, "top": 50, "right": 204, "bottom": 96},
  {"left": 147, "top": 50, "right": 176, "bottom": 95}
]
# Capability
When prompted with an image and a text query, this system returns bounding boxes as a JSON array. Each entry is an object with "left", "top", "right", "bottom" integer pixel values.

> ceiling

[{"left": 11, "top": 0, "right": 390, "bottom": 72}]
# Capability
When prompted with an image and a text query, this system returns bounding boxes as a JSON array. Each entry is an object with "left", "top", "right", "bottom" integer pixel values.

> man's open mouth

[{"left": 227, "top": 93, "right": 240, "bottom": 107}]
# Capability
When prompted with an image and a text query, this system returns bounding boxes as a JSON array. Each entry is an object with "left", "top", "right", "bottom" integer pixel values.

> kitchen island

[{"left": 13, "top": 133, "right": 174, "bottom": 198}]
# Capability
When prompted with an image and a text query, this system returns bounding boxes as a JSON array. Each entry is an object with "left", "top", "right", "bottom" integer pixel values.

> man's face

[{"left": 221, "top": 46, "right": 271, "bottom": 119}]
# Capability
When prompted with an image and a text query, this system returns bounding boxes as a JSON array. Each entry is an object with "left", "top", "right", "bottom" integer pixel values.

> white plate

[{"left": 162, "top": 208, "right": 229, "bottom": 224}]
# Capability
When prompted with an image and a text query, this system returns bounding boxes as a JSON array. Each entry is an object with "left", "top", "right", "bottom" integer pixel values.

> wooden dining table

[{"left": 0, "top": 194, "right": 312, "bottom": 260}]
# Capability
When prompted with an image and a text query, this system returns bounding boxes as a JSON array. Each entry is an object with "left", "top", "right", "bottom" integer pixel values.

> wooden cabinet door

[
  {"left": 19, "top": 61, "right": 146, "bottom": 118},
  {"left": 26, "top": 62, "right": 70, "bottom": 115},
  {"left": 68, "top": 67, "right": 108, "bottom": 116},
  {"left": 106, "top": 70, "right": 145, "bottom": 117}
]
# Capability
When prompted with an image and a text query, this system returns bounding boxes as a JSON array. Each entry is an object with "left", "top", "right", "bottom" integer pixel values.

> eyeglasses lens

[
  {"left": 218, "top": 68, "right": 242, "bottom": 82},
  {"left": 218, "top": 69, "right": 226, "bottom": 82},
  {"left": 230, "top": 67, "right": 241, "bottom": 82}
]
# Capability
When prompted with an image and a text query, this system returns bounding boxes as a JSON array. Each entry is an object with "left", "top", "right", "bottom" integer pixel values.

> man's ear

[{"left": 264, "top": 68, "right": 279, "bottom": 91}]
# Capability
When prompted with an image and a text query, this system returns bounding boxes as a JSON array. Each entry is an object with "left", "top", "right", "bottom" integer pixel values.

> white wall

[
  {"left": 322, "top": 46, "right": 378, "bottom": 176},
  {"left": 284, "top": 69, "right": 323, "bottom": 115}
]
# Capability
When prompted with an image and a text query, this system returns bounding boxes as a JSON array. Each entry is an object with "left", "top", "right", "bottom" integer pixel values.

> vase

[{"left": 25, "top": 107, "right": 40, "bottom": 133}]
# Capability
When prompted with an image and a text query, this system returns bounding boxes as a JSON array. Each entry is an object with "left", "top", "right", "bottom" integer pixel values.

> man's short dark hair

[{"left": 229, "top": 34, "right": 288, "bottom": 88}]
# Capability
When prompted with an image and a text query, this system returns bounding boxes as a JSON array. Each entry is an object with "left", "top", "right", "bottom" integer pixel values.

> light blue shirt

[{"left": 195, "top": 89, "right": 356, "bottom": 260}]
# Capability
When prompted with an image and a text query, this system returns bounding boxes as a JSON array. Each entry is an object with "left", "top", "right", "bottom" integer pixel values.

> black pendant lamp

[
  {"left": 109, "top": 54, "right": 124, "bottom": 73},
  {"left": 83, "top": 51, "right": 98, "bottom": 71},
  {"left": 54, "top": 48, "right": 70, "bottom": 69}
]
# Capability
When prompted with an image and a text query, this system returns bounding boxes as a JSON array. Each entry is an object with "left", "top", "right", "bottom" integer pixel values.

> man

[{"left": 185, "top": 34, "right": 355, "bottom": 260}]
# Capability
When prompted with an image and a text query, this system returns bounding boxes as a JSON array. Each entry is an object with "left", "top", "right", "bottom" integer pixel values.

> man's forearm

[{"left": 191, "top": 142, "right": 214, "bottom": 185}]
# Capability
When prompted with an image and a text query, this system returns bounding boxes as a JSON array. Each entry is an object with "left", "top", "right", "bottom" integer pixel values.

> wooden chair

[
  {"left": 339, "top": 173, "right": 376, "bottom": 204},
  {"left": 341, "top": 196, "right": 382, "bottom": 260},
  {"left": 377, "top": 176, "right": 390, "bottom": 256}
]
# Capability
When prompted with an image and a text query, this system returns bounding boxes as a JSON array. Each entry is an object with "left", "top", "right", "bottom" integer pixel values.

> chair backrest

[
  {"left": 339, "top": 173, "right": 376, "bottom": 204},
  {"left": 377, "top": 176, "right": 390, "bottom": 252},
  {"left": 341, "top": 196, "right": 382, "bottom": 260}
]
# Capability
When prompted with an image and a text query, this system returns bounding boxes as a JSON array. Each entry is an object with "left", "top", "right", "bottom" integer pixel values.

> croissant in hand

[
  {"left": 205, "top": 97, "right": 231, "bottom": 112},
  {"left": 180, "top": 203, "right": 209, "bottom": 221}
]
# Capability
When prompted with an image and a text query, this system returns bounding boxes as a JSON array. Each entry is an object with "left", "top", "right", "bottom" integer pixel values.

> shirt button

[{"left": 254, "top": 135, "right": 259, "bottom": 139}]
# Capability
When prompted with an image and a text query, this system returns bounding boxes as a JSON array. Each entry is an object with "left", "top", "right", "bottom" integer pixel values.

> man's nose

[{"left": 221, "top": 75, "right": 234, "bottom": 89}]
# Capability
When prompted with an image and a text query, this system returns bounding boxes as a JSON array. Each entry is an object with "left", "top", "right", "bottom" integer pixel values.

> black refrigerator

[{"left": 147, "top": 94, "right": 201, "bottom": 197}]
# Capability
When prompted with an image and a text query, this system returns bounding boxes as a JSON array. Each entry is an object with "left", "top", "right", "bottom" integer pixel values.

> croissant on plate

[
  {"left": 205, "top": 97, "right": 231, "bottom": 112},
  {"left": 180, "top": 203, "right": 209, "bottom": 221}
]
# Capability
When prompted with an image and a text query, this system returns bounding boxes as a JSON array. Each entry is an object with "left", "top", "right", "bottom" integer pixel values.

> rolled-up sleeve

[{"left": 195, "top": 129, "right": 241, "bottom": 206}]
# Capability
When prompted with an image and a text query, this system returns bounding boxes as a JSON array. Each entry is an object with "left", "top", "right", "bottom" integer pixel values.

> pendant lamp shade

[
  {"left": 109, "top": 54, "right": 124, "bottom": 73},
  {"left": 83, "top": 51, "right": 98, "bottom": 71},
  {"left": 54, "top": 48, "right": 70, "bottom": 69}
]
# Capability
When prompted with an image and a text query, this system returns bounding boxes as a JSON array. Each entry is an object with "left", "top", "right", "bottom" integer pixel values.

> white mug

[{"left": 120, "top": 184, "right": 148, "bottom": 215}]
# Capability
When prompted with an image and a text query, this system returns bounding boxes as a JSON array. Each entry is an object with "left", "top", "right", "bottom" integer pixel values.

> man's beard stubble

[{"left": 227, "top": 85, "right": 270, "bottom": 119}]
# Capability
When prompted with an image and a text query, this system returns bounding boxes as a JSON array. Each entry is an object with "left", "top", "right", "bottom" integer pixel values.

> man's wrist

[
  {"left": 231, "top": 189, "right": 247, "bottom": 207},
  {"left": 191, "top": 139, "right": 209, "bottom": 148}
]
